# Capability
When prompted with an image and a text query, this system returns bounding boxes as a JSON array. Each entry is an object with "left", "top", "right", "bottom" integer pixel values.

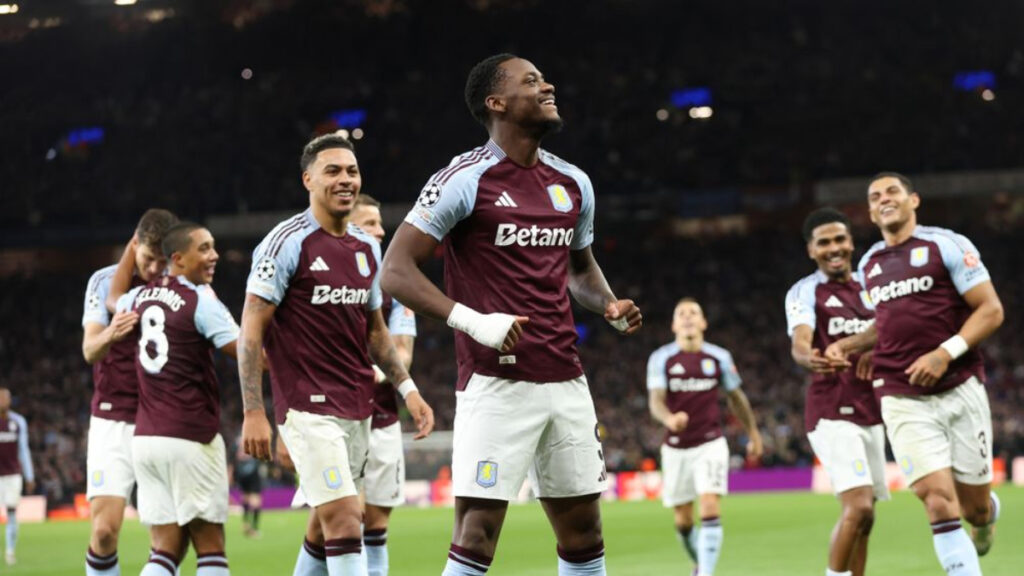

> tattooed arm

[
  {"left": 239, "top": 293, "right": 276, "bottom": 460},
  {"left": 367, "top": 309, "right": 434, "bottom": 439}
]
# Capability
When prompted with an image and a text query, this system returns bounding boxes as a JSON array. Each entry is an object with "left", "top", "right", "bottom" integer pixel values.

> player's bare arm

[
  {"left": 568, "top": 247, "right": 642, "bottom": 334},
  {"left": 239, "top": 293, "right": 276, "bottom": 460},
  {"left": 648, "top": 388, "right": 689, "bottom": 433},
  {"left": 726, "top": 388, "right": 763, "bottom": 460},
  {"left": 790, "top": 324, "right": 835, "bottom": 374},
  {"left": 906, "top": 280, "right": 1004, "bottom": 387},
  {"left": 393, "top": 333, "right": 414, "bottom": 370},
  {"left": 105, "top": 237, "right": 138, "bottom": 313},
  {"left": 82, "top": 313, "right": 139, "bottom": 365},
  {"left": 823, "top": 322, "right": 877, "bottom": 367},
  {"left": 382, "top": 223, "right": 527, "bottom": 352},
  {"left": 367, "top": 308, "right": 434, "bottom": 439}
]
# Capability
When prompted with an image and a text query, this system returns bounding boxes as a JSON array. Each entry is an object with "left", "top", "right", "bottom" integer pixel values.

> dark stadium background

[{"left": 0, "top": 0, "right": 1021, "bottom": 509}]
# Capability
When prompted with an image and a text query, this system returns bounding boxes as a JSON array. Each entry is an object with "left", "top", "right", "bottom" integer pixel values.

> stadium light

[
  {"left": 114, "top": 0, "right": 137, "bottom": 6},
  {"left": 655, "top": 108, "right": 669, "bottom": 122},
  {"left": 351, "top": 128, "right": 365, "bottom": 140},
  {"left": 688, "top": 106, "right": 713, "bottom": 120},
  {"left": 982, "top": 89, "right": 995, "bottom": 101},
  {"left": 0, "top": 4, "right": 19, "bottom": 14}
]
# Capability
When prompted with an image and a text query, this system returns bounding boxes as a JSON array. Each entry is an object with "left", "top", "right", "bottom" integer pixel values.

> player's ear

[
  {"left": 301, "top": 170, "right": 313, "bottom": 192},
  {"left": 909, "top": 191, "right": 921, "bottom": 209},
  {"left": 485, "top": 94, "right": 506, "bottom": 116}
]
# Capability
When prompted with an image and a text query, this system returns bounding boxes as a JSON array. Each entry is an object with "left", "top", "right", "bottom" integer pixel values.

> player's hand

[
  {"left": 275, "top": 433, "right": 295, "bottom": 472},
  {"left": 404, "top": 391, "right": 435, "bottom": 440},
  {"left": 855, "top": 351, "right": 874, "bottom": 381},
  {"left": 242, "top": 409, "right": 273, "bottom": 461},
  {"left": 605, "top": 299, "right": 642, "bottom": 335},
  {"left": 906, "top": 348, "right": 951, "bottom": 387},
  {"left": 108, "top": 311, "right": 139, "bottom": 343},
  {"left": 500, "top": 316, "right": 529, "bottom": 353},
  {"left": 746, "top": 432, "right": 764, "bottom": 462},
  {"left": 666, "top": 411, "right": 689, "bottom": 433},
  {"left": 24, "top": 480, "right": 35, "bottom": 495},
  {"left": 806, "top": 348, "right": 836, "bottom": 374},
  {"left": 823, "top": 342, "right": 853, "bottom": 369}
]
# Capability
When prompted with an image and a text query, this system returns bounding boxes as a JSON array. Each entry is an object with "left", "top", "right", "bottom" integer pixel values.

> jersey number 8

[{"left": 139, "top": 306, "right": 170, "bottom": 374}]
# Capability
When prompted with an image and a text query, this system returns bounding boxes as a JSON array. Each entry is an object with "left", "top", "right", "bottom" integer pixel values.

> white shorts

[
  {"left": 452, "top": 374, "right": 607, "bottom": 501},
  {"left": 660, "top": 437, "right": 729, "bottom": 507},
  {"left": 86, "top": 416, "right": 136, "bottom": 500},
  {"left": 881, "top": 377, "right": 993, "bottom": 486},
  {"left": 0, "top": 475, "right": 22, "bottom": 509},
  {"left": 132, "top": 434, "right": 228, "bottom": 526},
  {"left": 364, "top": 422, "right": 405, "bottom": 508},
  {"left": 280, "top": 410, "right": 370, "bottom": 508},
  {"left": 807, "top": 419, "right": 890, "bottom": 500}
]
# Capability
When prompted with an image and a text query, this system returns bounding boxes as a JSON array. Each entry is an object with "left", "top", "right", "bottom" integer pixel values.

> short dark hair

[
  {"left": 465, "top": 53, "right": 517, "bottom": 126},
  {"left": 355, "top": 193, "right": 380, "bottom": 209},
  {"left": 802, "top": 207, "right": 851, "bottom": 242},
  {"left": 136, "top": 209, "right": 179, "bottom": 248},
  {"left": 870, "top": 171, "right": 913, "bottom": 192},
  {"left": 300, "top": 134, "right": 355, "bottom": 172},
  {"left": 161, "top": 221, "right": 204, "bottom": 259}
]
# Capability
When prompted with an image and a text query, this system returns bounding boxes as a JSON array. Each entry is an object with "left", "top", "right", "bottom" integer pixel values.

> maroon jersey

[
  {"left": 646, "top": 342, "right": 742, "bottom": 449},
  {"left": 0, "top": 412, "right": 32, "bottom": 479},
  {"left": 785, "top": 271, "right": 882, "bottom": 431},
  {"left": 405, "top": 141, "right": 595, "bottom": 390},
  {"left": 858, "top": 226, "right": 990, "bottom": 397},
  {"left": 120, "top": 276, "right": 239, "bottom": 443},
  {"left": 82, "top": 265, "right": 146, "bottom": 423},
  {"left": 247, "top": 211, "right": 383, "bottom": 425}
]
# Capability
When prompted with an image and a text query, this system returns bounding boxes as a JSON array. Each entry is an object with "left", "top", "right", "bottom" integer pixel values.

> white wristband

[
  {"left": 396, "top": 378, "right": 418, "bottom": 399},
  {"left": 608, "top": 317, "right": 629, "bottom": 332},
  {"left": 446, "top": 302, "right": 517, "bottom": 351},
  {"left": 939, "top": 335, "right": 969, "bottom": 360},
  {"left": 371, "top": 364, "right": 387, "bottom": 384}
]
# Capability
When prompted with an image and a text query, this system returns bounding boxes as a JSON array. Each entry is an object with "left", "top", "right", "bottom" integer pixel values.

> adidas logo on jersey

[
  {"left": 309, "top": 256, "right": 330, "bottom": 272},
  {"left": 668, "top": 363, "right": 686, "bottom": 375},
  {"left": 867, "top": 263, "right": 883, "bottom": 278},
  {"left": 825, "top": 295, "right": 844, "bottom": 308},
  {"left": 828, "top": 317, "right": 874, "bottom": 336},
  {"left": 868, "top": 275, "right": 935, "bottom": 304},
  {"left": 494, "top": 223, "right": 574, "bottom": 247},
  {"left": 494, "top": 191, "right": 518, "bottom": 208},
  {"left": 311, "top": 285, "right": 370, "bottom": 306}
]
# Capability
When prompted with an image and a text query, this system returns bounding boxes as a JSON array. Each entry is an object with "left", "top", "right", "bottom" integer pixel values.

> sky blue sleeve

[
  {"left": 571, "top": 171, "right": 595, "bottom": 251},
  {"left": 15, "top": 414, "right": 33, "bottom": 483},
  {"left": 195, "top": 287, "right": 240, "bottom": 349},
  {"left": 856, "top": 251, "right": 877, "bottom": 311},
  {"left": 246, "top": 227, "right": 303, "bottom": 306},
  {"left": 82, "top": 269, "right": 112, "bottom": 327},
  {"left": 785, "top": 278, "right": 817, "bottom": 336},
  {"left": 388, "top": 299, "right": 418, "bottom": 337},
  {"left": 403, "top": 170, "right": 479, "bottom": 242},
  {"left": 934, "top": 232, "right": 991, "bottom": 295},
  {"left": 646, "top": 347, "right": 668, "bottom": 390}
]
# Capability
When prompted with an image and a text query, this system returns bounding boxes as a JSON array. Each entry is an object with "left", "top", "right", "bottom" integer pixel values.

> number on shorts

[
  {"left": 139, "top": 306, "right": 170, "bottom": 374},
  {"left": 978, "top": 431, "right": 988, "bottom": 459},
  {"left": 709, "top": 461, "right": 725, "bottom": 488}
]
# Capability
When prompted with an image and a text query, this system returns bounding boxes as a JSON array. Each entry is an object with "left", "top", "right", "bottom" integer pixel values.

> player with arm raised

[
  {"left": 81, "top": 208, "right": 178, "bottom": 576},
  {"left": 238, "top": 135, "right": 434, "bottom": 576},
  {"left": 381, "top": 54, "right": 641, "bottom": 576},
  {"left": 826, "top": 173, "right": 1004, "bottom": 576},
  {"left": 0, "top": 388, "right": 35, "bottom": 566},
  {"left": 647, "top": 299, "right": 762, "bottom": 576},
  {"left": 111, "top": 222, "right": 239, "bottom": 576},
  {"left": 785, "top": 208, "right": 887, "bottom": 576}
]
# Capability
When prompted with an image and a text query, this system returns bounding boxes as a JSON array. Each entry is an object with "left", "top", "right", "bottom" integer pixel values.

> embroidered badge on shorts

[
  {"left": 323, "top": 466, "right": 344, "bottom": 490},
  {"left": 476, "top": 461, "right": 498, "bottom": 488},
  {"left": 91, "top": 470, "right": 105, "bottom": 487},
  {"left": 852, "top": 459, "right": 867, "bottom": 477},
  {"left": 899, "top": 456, "right": 914, "bottom": 476}
]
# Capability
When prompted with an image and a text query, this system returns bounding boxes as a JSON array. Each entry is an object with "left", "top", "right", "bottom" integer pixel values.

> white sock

[
  {"left": 293, "top": 539, "right": 327, "bottom": 576},
  {"left": 825, "top": 570, "right": 852, "bottom": 576},
  {"left": 196, "top": 552, "right": 229, "bottom": 576},
  {"left": 443, "top": 544, "right": 492, "bottom": 575},
  {"left": 697, "top": 517, "right": 723, "bottom": 576},
  {"left": 364, "top": 529, "right": 388, "bottom": 576},
  {"left": 140, "top": 549, "right": 178, "bottom": 576},
  {"left": 5, "top": 509, "right": 16, "bottom": 555},
  {"left": 932, "top": 522, "right": 982, "bottom": 576},
  {"left": 86, "top": 548, "right": 120, "bottom": 576},
  {"left": 557, "top": 557, "right": 606, "bottom": 575}
]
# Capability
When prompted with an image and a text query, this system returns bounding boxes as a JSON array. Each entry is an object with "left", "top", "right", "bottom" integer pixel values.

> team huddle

[{"left": 73, "top": 53, "right": 1002, "bottom": 576}]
